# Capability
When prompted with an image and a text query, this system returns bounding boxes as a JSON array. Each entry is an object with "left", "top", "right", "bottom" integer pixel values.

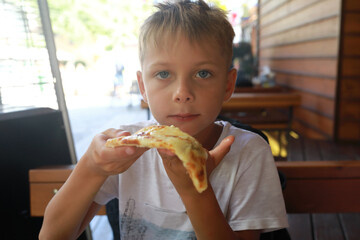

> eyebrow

[
  {"left": 147, "top": 62, "right": 170, "bottom": 70},
  {"left": 193, "top": 61, "right": 218, "bottom": 67},
  {"left": 148, "top": 60, "right": 218, "bottom": 69}
]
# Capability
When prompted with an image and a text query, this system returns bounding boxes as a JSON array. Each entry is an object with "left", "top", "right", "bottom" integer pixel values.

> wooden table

[
  {"left": 221, "top": 92, "right": 300, "bottom": 129},
  {"left": 222, "top": 92, "right": 300, "bottom": 112},
  {"left": 234, "top": 85, "right": 285, "bottom": 93}
]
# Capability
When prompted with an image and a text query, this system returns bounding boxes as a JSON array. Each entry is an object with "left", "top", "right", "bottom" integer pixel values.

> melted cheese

[{"left": 106, "top": 125, "right": 208, "bottom": 193}]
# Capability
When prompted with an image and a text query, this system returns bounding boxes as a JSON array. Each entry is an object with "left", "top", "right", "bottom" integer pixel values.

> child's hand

[
  {"left": 159, "top": 136, "right": 235, "bottom": 195},
  {"left": 206, "top": 135, "right": 235, "bottom": 174},
  {"left": 83, "top": 128, "right": 147, "bottom": 177}
]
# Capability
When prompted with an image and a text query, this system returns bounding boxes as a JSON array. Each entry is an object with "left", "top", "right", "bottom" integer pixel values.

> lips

[{"left": 168, "top": 113, "right": 200, "bottom": 121}]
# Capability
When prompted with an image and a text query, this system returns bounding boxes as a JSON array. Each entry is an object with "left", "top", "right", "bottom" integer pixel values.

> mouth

[{"left": 168, "top": 113, "right": 200, "bottom": 121}]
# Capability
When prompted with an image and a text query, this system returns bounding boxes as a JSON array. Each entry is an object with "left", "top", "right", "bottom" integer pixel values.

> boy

[{"left": 39, "top": 1, "right": 288, "bottom": 239}]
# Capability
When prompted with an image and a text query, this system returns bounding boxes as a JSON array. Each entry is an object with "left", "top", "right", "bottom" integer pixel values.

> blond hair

[{"left": 139, "top": 0, "right": 235, "bottom": 67}]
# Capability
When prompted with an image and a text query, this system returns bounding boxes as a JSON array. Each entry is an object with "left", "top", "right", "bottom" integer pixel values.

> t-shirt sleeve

[
  {"left": 227, "top": 135, "right": 288, "bottom": 232},
  {"left": 93, "top": 174, "right": 119, "bottom": 205}
]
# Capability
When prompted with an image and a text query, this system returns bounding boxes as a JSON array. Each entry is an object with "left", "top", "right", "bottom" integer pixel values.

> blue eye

[
  {"left": 156, "top": 71, "right": 170, "bottom": 79},
  {"left": 196, "top": 70, "right": 211, "bottom": 79}
]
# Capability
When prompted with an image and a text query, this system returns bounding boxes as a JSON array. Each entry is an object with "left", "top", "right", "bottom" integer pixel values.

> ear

[
  {"left": 223, "top": 68, "right": 237, "bottom": 102},
  {"left": 137, "top": 71, "right": 148, "bottom": 102}
]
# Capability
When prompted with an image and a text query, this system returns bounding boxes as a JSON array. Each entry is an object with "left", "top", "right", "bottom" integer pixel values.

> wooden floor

[
  {"left": 288, "top": 213, "right": 360, "bottom": 240},
  {"left": 286, "top": 136, "right": 360, "bottom": 162},
  {"left": 280, "top": 134, "right": 360, "bottom": 240}
]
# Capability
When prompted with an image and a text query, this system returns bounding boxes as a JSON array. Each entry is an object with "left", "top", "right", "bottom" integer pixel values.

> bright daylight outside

[{"left": 0, "top": 0, "right": 258, "bottom": 239}]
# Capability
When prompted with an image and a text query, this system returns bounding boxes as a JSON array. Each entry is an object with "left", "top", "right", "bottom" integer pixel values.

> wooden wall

[
  {"left": 336, "top": 0, "right": 360, "bottom": 141},
  {"left": 258, "top": 0, "right": 352, "bottom": 140}
]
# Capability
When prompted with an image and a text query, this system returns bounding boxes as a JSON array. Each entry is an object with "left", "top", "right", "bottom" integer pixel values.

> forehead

[{"left": 142, "top": 31, "right": 226, "bottom": 65}]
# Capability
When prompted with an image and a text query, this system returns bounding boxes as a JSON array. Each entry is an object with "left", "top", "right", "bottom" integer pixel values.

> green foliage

[{"left": 47, "top": 0, "right": 154, "bottom": 50}]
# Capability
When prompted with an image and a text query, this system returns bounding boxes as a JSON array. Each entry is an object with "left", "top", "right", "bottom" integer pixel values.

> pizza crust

[{"left": 106, "top": 125, "right": 208, "bottom": 193}]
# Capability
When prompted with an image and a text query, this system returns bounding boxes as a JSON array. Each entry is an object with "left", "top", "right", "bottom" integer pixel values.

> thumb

[{"left": 209, "top": 136, "right": 235, "bottom": 167}]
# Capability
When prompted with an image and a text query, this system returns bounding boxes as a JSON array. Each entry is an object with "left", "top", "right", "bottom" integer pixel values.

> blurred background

[
  {"left": 0, "top": 0, "right": 258, "bottom": 239},
  {"left": 0, "top": 0, "right": 258, "bottom": 157}
]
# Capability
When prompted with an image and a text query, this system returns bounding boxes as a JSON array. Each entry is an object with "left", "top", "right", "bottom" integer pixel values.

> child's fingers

[
  {"left": 101, "top": 128, "right": 131, "bottom": 139},
  {"left": 157, "top": 148, "right": 176, "bottom": 156},
  {"left": 93, "top": 128, "right": 141, "bottom": 160},
  {"left": 209, "top": 135, "right": 235, "bottom": 167}
]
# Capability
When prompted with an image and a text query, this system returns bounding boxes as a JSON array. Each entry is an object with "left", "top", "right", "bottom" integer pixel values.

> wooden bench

[
  {"left": 276, "top": 136, "right": 360, "bottom": 240},
  {"left": 29, "top": 165, "right": 107, "bottom": 216}
]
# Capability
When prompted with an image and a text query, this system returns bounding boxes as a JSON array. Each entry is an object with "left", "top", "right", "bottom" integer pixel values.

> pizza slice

[{"left": 105, "top": 125, "right": 208, "bottom": 193}]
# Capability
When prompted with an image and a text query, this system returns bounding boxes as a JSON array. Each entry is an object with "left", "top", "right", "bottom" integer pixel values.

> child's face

[{"left": 137, "top": 35, "right": 236, "bottom": 139}]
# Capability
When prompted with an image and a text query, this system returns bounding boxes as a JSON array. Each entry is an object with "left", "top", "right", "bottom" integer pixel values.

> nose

[{"left": 173, "top": 78, "right": 194, "bottom": 103}]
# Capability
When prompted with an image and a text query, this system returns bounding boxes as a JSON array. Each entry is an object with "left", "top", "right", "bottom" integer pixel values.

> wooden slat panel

[
  {"left": 337, "top": 2, "right": 360, "bottom": 141},
  {"left": 292, "top": 120, "right": 329, "bottom": 139},
  {"left": 287, "top": 214, "right": 313, "bottom": 240},
  {"left": 292, "top": 90, "right": 335, "bottom": 117},
  {"left": 340, "top": 78, "right": 360, "bottom": 99},
  {"left": 275, "top": 73, "right": 336, "bottom": 99},
  {"left": 342, "top": 36, "right": 360, "bottom": 56},
  {"left": 337, "top": 121, "right": 360, "bottom": 140},
  {"left": 259, "top": 0, "right": 271, "bottom": 7},
  {"left": 260, "top": 17, "right": 339, "bottom": 48},
  {"left": 259, "top": 0, "right": 342, "bottom": 140},
  {"left": 339, "top": 213, "right": 360, "bottom": 240},
  {"left": 261, "top": 0, "right": 319, "bottom": 27},
  {"left": 260, "top": 38, "right": 338, "bottom": 58},
  {"left": 260, "top": 58, "right": 338, "bottom": 78},
  {"left": 312, "top": 214, "right": 345, "bottom": 240},
  {"left": 343, "top": 0, "right": 360, "bottom": 11},
  {"left": 343, "top": 13, "right": 360, "bottom": 34},
  {"left": 260, "top": 0, "right": 288, "bottom": 17},
  {"left": 293, "top": 107, "right": 334, "bottom": 137},
  {"left": 261, "top": 0, "right": 339, "bottom": 37},
  {"left": 339, "top": 100, "right": 360, "bottom": 120},
  {"left": 341, "top": 57, "right": 360, "bottom": 76}
]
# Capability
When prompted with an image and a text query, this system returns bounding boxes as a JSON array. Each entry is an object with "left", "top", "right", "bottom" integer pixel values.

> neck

[{"left": 195, "top": 122, "right": 223, "bottom": 151}]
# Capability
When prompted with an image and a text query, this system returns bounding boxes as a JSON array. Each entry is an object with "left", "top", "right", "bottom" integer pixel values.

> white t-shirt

[{"left": 94, "top": 120, "right": 288, "bottom": 239}]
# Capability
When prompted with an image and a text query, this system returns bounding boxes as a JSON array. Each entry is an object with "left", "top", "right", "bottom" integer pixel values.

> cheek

[
  {"left": 202, "top": 83, "right": 227, "bottom": 101},
  {"left": 145, "top": 88, "right": 171, "bottom": 115},
  {"left": 198, "top": 89, "right": 226, "bottom": 112}
]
